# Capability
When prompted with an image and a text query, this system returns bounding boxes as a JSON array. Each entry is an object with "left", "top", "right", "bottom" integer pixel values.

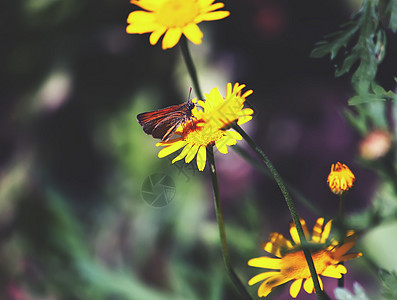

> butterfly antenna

[{"left": 187, "top": 87, "right": 192, "bottom": 101}]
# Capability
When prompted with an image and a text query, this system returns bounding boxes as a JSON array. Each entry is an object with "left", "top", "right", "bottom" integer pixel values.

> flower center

[
  {"left": 183, "top": 121, "right": 224, "bottom": 146},
  {"left": 157, "top": 0, "right": 200, "bottom": 28}
]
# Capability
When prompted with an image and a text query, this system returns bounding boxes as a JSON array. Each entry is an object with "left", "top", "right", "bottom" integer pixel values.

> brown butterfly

[{"left": 137, "top": 100, "right": 195, "bottom": 141}]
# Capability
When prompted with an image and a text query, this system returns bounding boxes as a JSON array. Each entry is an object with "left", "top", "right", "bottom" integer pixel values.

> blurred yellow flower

[
  {"left": 327, "top": 162, "right": 356, "bottom": 195},
  {"left": 248, "top": 218, "right": 362, "bottom": 298},
  {"left": 156, "top": 83, "right": 253, "bottom": 171},
  {"left": 126, "top": 0, "right": 230, "bottom": 49}
]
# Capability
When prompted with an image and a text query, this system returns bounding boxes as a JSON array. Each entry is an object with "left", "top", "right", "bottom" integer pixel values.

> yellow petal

[
  {"left": 126, "top": 22, "right": 158, "bottom": 34},
  {"left": 289, "top": 279, "right": 303, "bottom": 298},
  {"left": 312, "top": 218, "right": 324, "bottom": 242},
  {"left": 196, "top": 146, "right": 207, "bottom": 171},
  {"left": 172, "top": 143, "right": 193, "bottom": 163},
  {"left": 237, "top": 116, "right": 253, "bottom": 125},
  {"left": 150, "top": 27, "right": 167, "bottom": 45},
  {"left": 321, "top": 220, "right": 333, "bottom": 243},
  {"left": 196, "top": 10, "right": 230, "bottom": 22},
  {"left": 290, "top": 219, "right": 309, "bottom": 245},
  {"left": 225, "top": 130, "right": 242, "bottom": 140},
  {"left": 226, "top": 82, "right": 232, "bottom": 97},
  {"left": 247, "top": 257, "right": 281, "bottom": 269},
  {"left": 130, "top": 0, "right": 161, "bottom": 11},
  {"left": 206, "top": 2, "right": 225, "bottom": 12},
  {"left": 242, "top": 89, "right": 253, "bottom": 98},
  {"left": 258, "top": 275, "right": 290, "bottom": 297},
  {"left": 162, "top": 28, "right": 182, "bottom": 49},
  {"left": 322, "top": 265, "right": 345, "bottom": 278},
  {"left": 248, "top": 271, "right": 280, "bottom": 286},
  {"left": 127, "top": 11, "right": 156, "bottom": 24},
  {"left": 158, "top": 141, "right": 187, "bottom": 158},
  {"left": 289, "top": 226, "right": 300, "bottom": 245},
  {"left": 215, "top": 138, "right": 229, "bottom": 154},
  {"left": 303, "top": 278, "right": 314, "bottom": 294},
  {"left": 185, "top": 144, "right": 199, "bottom": 163},
  {"left": 183, "top": 23, "right": 203, "bottom": 45}
]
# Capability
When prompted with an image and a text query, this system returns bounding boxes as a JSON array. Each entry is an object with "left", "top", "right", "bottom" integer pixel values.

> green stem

[
  {"left": 233, "top": 124, "right": 329, "bottom": 300},
  {"left": 207, "top": 146, "right": 254, "bottom": 300},
  {"left": 233, "top": 145, "right": 326, "bottom": 217},
  {"left": 179, "top": 36, "right": 204, "bottom": 100},
  {"left": 338, "top": 194, "right": 345, "bottom": 288}
]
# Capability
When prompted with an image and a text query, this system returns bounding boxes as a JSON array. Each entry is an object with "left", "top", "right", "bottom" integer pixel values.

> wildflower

[
  {"left": 248, "top": 218, "right": 362, "bottom": 298},
  {"left": 156, "top": 83, "right": 253, "bottom": 171},
  {"left": 327, "top": 162, "right": 356, "bottom": 195},
  {"left": 126, "top": 0, "right": 230, "bottom": 49},
  {"left": 359, "top": 130, "right": 392, "bottom": 160}
]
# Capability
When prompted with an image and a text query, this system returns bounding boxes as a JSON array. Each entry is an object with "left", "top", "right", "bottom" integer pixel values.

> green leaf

[
  {"left": 312, "top": 0, "right": 384, "bottom": 95},
  {"left": 380, "top": 270, "right": 397, "bottom": 299},
  {"left": 386, "top": 0, "right": 397, "bottom": 31}
]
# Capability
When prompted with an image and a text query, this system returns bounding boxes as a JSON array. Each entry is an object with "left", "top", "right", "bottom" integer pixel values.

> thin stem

[
  {"left": 338, "top": 194, "right": 345, "bottom": 288},
  {"left": 207, "top": 146, "right": 254, "bottom": 300},
  {"left": 179, "top": 36, "right": 204, "bottom": 100},
  {"left": 233, "top": 144, "right": 326, "bottom": 217},
  {"left": 233, "top": 124, "right": 330, "bottom": 300}
]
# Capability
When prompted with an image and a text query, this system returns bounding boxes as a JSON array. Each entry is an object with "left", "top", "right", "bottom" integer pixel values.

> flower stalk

[
  {"left": 207, "top": 146, "right": 254, "bottom": 300},
  {"left": 180, "top": 36, "right": 204, "bottom": 100},
  {"left": 338, "top": 194, "right": 345, "bottom": 288},
  {"left": 232, "top": 124, "right": 329, "bottom": 300}
]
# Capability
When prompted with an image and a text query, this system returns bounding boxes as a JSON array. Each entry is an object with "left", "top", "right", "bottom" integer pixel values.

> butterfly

[{"left": 137, "top": 100, "right": 195, "bottom": 141}]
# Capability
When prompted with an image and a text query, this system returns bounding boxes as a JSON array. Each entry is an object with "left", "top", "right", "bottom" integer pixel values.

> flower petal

[
  {"left": 162, "top": 27, "right": 182, "bottom": 49},
  {"left": 183, "top": 23, "right": 203, "bottom": 45},
  {"left": 185, "top": 144, "right": 199, "bottom": 163},
  {"left": 196, "top": 10, "right": 230, "bottom": 22},
  {"left": 248, "top": 257, "right": 281, "bottom": 269},
  {"left": 263, "top": 232, "right": 293, "bottom": 257},
  {"left": 215, "top": 137, "right": 229, "bottom": 154},
  {"left": 158, "top": 140, "right": 187, "bottom": 158},
  {"left": 130, "top": 0, "right": 161, "bottom": 11},
  {"left": 196, "top": 146, "right": 207, "bottom": 171},
  {"left": 172, "top": 143, "right": 193, "bottom": 163},
  {"left": 312, "top": 218, "right": 324, "bottom": 243},
  {"left": 237, "top": 116, "right": 253, "bottom": 125},
  {"left": 128, "top": 10, "right": 156, "bottom": 22},
  {"left": 340, "top": 252, "right": 362, "bottom": 262},
  {"left": 150, "top": 27, "right": 167, "bottom": 45},
  {"left": 258, "top": 275, "right": 291, "bottom": 297},
  {"left": 321, "top": 220, "right": 333, "bottom": 243},
  {"left": 248, "top": 271, "right": 280, "bottom": 286},
  {"left": 303, "top": 278, "right": 314, "bottom": 294},
  {"left": 290, "top": 279, "right": 303, "bottom": 298},
  {"left": 322, "top": 265, "right": 346, "bottom": 278}
]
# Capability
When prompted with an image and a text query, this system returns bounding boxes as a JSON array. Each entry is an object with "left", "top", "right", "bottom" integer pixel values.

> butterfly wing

[
  {"left": 151, "top": 111, "right": 188, "bottom": 141},
  {"left": 137, "top": 101, "right": 194, "bottom": 140},
  {"left": 137, "top": 104, "right": 184, "bottom": 135}
]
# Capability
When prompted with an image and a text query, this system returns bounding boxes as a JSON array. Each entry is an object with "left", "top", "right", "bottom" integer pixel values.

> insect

[{"left": 137, "top": 100, "right": 195, "bottom": 141}]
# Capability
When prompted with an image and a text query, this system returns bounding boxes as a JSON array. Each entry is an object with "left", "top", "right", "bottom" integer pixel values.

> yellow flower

[
  {"left": 327, "top": 162, "right": 356, "bottom": 195},
  {"left": 126, "top": 0, "right": 230, "bottom": 49},
  {"left": 248, "top": 218, "right": 362, "bottom": 298},
  {"left": 156, "top": 83, "right": 254, "bottom": 171}
]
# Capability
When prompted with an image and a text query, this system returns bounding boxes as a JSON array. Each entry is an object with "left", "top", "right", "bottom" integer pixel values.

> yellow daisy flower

[
  {"left": 248, "top": 218, "right": 362, "bottom": 298},
  {"left": 126, "top": 0, "right": 230, "bottom": 49},
  {"left": 327, "top": 162, "right": 356, "bottom": 195},
  {"left": 156, "top": 83, "right": 254, "bottom": 171}
]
